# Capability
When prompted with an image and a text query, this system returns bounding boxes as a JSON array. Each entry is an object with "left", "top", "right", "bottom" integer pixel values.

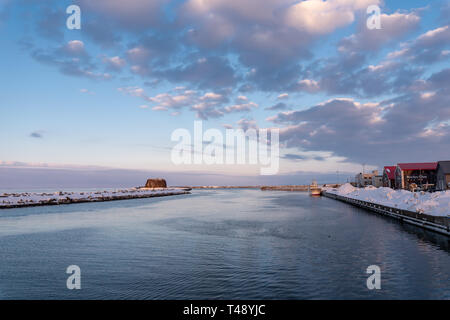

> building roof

[
  {"left": 383, "top": 166, "right": 396, "bottom": 179},
  {"left": 437, "top": 161, "right": 450, "bottom": 173},
  {"left": 397, "top": 162, "right": 437, "bottom": 171}
]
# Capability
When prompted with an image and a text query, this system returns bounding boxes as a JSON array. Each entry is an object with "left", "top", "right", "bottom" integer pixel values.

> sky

[{"left": 0, "top": 0, "right": 449, "bottom": 188}]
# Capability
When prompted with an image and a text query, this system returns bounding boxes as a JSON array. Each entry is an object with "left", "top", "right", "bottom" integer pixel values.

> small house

[
  {"left": 355, "top": 170, "right": 379, "bottom": 187},
  {"left": 382, "top": 166, "right": 396, "bottom": 188},
  {"left": 436, "top": 161, "right": 450, "bottom": 190},
  {"left": 371, "top": 175, "right": 383, "bottom": 187}
]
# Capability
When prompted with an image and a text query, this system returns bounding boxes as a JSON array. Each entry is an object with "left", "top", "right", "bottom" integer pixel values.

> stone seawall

[{"left": 323, "top": 191, "right": 450, "bottom": 236}]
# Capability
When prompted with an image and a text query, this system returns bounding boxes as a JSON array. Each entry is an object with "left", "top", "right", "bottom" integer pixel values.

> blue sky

[{"left": 0, "top": 0, "right": 449, "bottom": 187}]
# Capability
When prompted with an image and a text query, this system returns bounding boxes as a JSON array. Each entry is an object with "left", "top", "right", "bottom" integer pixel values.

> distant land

[{"left": 0, "top": 166, "right": 350, "bottom": 190}]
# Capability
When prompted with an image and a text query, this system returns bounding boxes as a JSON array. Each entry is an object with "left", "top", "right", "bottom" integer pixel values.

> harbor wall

[{"left": 323, "top": 191, "right": 450, "bottom": 236}]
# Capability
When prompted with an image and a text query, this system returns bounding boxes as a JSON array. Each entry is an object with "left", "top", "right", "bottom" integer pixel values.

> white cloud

[
  {"left": 65, "top": 40, "right": 85, "bottom": 54},
  {"left": 80, "top": 88, "right": 94, "bottom": 94},
  {"left": 297, "top": 79, "right": 320, "bottom": 92},
  {"left": 103, "top": 56, "right": 126, "bottom": 70},
  {"left": 285, "top": 0, "right": 379, "bottom": 34},
  {"left": 224, "top": 101, "right": 258, "bottom": 113}
]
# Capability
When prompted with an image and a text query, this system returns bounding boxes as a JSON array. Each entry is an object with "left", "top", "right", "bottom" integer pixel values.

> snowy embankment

[
  {"left": 0, "top": 188, "right": 190, "bottom": 209},
  {"left": 326, "top": 184, "right": 450, "bottom": 217}
]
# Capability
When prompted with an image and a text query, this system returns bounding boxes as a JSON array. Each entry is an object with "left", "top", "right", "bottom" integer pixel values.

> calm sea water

[{"left": 0, "top": 189, "right": 448, "bottom": 299}]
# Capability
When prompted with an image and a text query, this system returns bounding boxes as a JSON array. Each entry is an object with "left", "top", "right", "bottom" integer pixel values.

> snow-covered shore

[
  {"left": 0, "top": 188, "right": 190, "bottom": 209},
  {"left": 326, "top": 184, "right": 450, "bottom": 217}
]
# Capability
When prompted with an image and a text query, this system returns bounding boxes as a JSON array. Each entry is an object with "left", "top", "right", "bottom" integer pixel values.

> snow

[
  {"left": 0, "top": 188, "right": 188, "bottom": 208},
  {"left": 327, "top": 183, "right": 450, "bottom": 217}
]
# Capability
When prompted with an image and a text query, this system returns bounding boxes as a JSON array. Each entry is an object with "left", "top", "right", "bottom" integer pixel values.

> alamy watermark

[
  {"left": 66, "top": 5, "right": 81, "bottom": 30},
  {"left": 367, "top": 5, "right": 381, "bottom": 30},
  {"left": 66, "top": 265, "right": 81, "bottom": 290},
  {"left": 171, "top": 121, "right": 279, "bottom": 175},
  {"left": 366, "top": 265, "right": 381, "bottom": 290}
]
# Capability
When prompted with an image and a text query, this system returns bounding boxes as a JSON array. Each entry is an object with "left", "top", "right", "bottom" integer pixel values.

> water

[{"left": 0, "top": 189, "right": 448, "bottom": 299}]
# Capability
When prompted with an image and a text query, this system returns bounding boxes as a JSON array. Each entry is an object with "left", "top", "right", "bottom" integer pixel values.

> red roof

[
  {"left": 397, "top": 162, "right": 437, "bottom": 171},
  {"left": 383, "top": 166, "right": 396, "bottom": 179}
]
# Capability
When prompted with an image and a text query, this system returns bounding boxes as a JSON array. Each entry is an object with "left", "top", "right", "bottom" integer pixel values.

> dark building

[
  {"left": 395, "top": 162, "right": 437, "bottom": 190},
  {"left": 382, "top": 166, "right": 396, "bottom": 188},
  {"left": 145, "top": 178, "right": 167, "bottom": 188},
  {"left": 436, "top": 161, "right": 450, "bottom": 190}
]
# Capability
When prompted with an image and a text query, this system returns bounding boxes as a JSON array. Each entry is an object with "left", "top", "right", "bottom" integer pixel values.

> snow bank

[
  {"left": 327, "top": 183, "right": 450, "bottom": 217},
  {"left": 0, "top": 188, "right": 189, "bottom": 208}
]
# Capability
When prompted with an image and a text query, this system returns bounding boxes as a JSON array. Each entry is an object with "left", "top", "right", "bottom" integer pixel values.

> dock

[{"left": 323, "top": 191, "right": 450, "bottom": 236}]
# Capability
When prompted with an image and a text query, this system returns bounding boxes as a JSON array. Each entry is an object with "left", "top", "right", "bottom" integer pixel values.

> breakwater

[
  {"left": 0, "top": 188, "right": 191, "bottom": 209},
  {"left": 323, "top": 191, "right": 450, "bottom": 236},
  {"left": 261, "top": 185, "right": 309, "bottom": 191},
  {"left": 182, "top": 186, "right": 260, "bottom": 189},
  {"left": 261, "top": 184, "right": 340, "bottom": 192}
]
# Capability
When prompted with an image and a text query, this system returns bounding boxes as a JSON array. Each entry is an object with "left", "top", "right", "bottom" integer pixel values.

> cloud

[
  {"left": 296, "top": 79, "right": 320, "bottom": 93},
  {"left": 284, "top": 0, "right": 379, "bottom": 34},
  {"left": 282, "top": 153, "right": 328, "bottom": 161},
  {"left": 387, "top": 25, "right": 450, "bottom": 64},
  {"left": 9, "top": 0, "right": 443, "bottom": 98},
  {"left": 30, "top": 131, "right": 44, "bottom": 138},
  {"left": 269, "top": 68, "right": 450, "bottom": 166},
  {"left": 293, "top": 9, "right": 425, "bottom": 98},
  {"left": 282, "top": 153, "right": 307, "bottom": 161},
  {"left": 160, "top": 56, "right": 238, "bottom": 89},
  {"left": 36, "top": 7, "right": 66, "bottom": 41},
  {"left": 83, "top": 20, "right": 123, "bottom": 48},
  {"left": 152, "top": 106, "right": 167, "bottom": 111},
  {"left": 180, "top": 0, "right": 326, "bottom": 91},
  {"left": 78, "top": 0, "right": 168, "bottom": 30},
  {"left": 152, "top": 91, "right": 197, "bottom": 109},
  {"left": 441, "top": 1, "right": 450, "bottom": 24},
  {"left": 124, "top": 33, "right": 180, "bottom": 77},
  {"left": 64, "top": 40, "right": 86, "bottom": 55},
  {"left": 265, "top": 102, "right": 290, "bottom": 111},
  {"left": 118, "top": 86, "right": 261, "bottom": 120},
  {"left": 338, "top": 11, "right": 421, "bottom": 53},
  {"left": 224, "top": 101, "right": 258, "bottom": 113},
  {"left": 300, "top": 50, "right": 425, "bottom": 98},
  {"left": 80, "top": 88, "right": 94, "bottom": 94},
  {"left": 30, "top": 40, "right": 112, "bottom": 81},
  {"left": 103, "top": 56, "right": 126, "bottom": 71},
  {"left": 236, "top": 118, "right": 258, "bottom": 131}
]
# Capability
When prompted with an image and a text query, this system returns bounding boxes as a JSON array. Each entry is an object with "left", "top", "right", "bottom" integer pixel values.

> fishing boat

[{"left": 309, "top": 179, "right": 322, "bottom": 196}]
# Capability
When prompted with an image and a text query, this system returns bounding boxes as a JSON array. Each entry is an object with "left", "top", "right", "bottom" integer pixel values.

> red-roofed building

[
  {"left": 382, "top": 166, "right": 396, "bottom": 188},
  {"left": 395, "top": 162, "right": 437, "bottom": 190}
]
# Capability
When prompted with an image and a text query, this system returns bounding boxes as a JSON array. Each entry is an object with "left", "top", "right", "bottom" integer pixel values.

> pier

[{"left": 323, "top": 191, "right": 450, "bottom": 236}]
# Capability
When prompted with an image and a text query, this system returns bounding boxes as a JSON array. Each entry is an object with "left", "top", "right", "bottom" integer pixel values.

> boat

[{"left": 309, "top": 179, "right": 322, "bottom": 196}]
